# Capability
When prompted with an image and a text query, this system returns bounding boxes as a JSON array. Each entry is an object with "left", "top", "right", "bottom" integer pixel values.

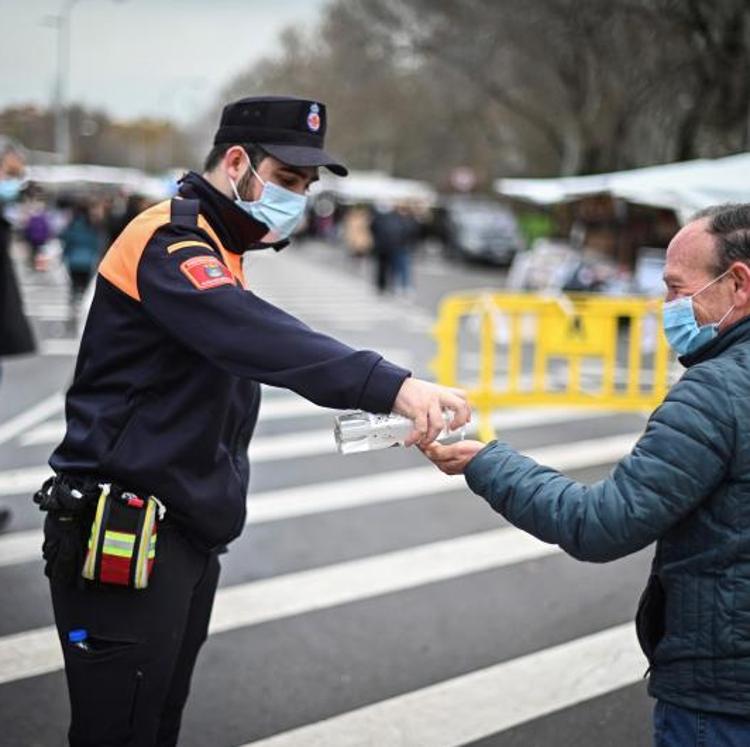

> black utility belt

[{"left": 35, "top": 476, "right": 166, "bottom": 590}]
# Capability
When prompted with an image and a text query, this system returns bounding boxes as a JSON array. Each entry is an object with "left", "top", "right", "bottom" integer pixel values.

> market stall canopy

[
  {"left": 26, "top": 164, "right": 176, "bottom": 200},
  {"left": 313, "top": 170, "right": 437, "bottom": 206},
  {"left": 495, "top": 152, "right": 750, "bottom": 222}
]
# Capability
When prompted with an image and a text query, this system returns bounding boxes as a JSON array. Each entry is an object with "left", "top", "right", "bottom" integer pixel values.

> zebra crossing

[{"left": 0, "top": 242, "right": 655, "bottom": 746}]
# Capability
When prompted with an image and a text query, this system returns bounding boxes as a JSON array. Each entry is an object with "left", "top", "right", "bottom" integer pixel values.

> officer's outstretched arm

[{"left": 137, "top": 228, "right": 408, "bottom": 414}]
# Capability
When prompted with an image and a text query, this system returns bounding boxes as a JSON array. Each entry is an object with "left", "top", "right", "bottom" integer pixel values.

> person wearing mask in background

[
  {"left": 0, "top": 137, "right": 36, "bottom": 532},
  {"left": 422, "top": 203, "right": 750, "bottom": 747},
  {"left": 37, "top": 96, "right": 470, "bottom": 747}
]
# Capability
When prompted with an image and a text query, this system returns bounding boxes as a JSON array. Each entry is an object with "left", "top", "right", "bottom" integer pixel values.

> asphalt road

[{"left": 0, "top": 239, "right": 654, "bottom": 746}]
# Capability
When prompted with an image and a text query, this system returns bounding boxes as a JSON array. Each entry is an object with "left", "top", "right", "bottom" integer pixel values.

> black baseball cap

[{"left": 213, "top": 95, "right": 348, "bottom": 177}]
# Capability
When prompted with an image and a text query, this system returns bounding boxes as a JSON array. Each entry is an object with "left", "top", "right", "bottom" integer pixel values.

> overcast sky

[{"left": 0, "top": 0, "right": 327, "bottom": 124}]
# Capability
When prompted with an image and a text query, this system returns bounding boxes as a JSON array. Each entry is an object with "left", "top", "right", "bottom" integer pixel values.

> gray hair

[{"left": 692, "top": 203, "right": 750, "bottom": 275}]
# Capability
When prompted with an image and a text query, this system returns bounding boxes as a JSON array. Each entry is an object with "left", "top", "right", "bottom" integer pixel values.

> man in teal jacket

[{"left": 423, "top": 203, "right": 750, "bottom": 747}]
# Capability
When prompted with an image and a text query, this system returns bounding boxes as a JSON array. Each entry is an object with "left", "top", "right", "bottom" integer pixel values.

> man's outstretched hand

[
  {"left": 392, "top": 378, "right": 471, "bottom": 447},
  {"left": 420, "top": 440, "right": 486, "bottom": 475}
]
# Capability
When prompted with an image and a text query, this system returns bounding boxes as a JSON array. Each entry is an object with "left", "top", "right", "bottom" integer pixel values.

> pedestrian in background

[
  {"left": 0, "top": 137, "right": 35, "bottom": 532},
  {"left": 369, "top": 203, "right": 398, "bottom": 293},
  {"left": 60, "top": 198, "right": 106, "bottom": 313},
  {"left": 22, "top": 185, "right": 52, "bottom": 271},
  {"left": 342, "top": 204, "right": 373, "bottom": 260},
  {"left": 391, "top": 202, "right": 420, "bottom": 297},
  {"left": 423, "top": 202, "right": 750, "bottom": 747},
  {"left": 370, "top": 203, "right": 420, "bottom": 296},
  {"left": 39, "top": 95, "right": 470, "bottom": 747}
]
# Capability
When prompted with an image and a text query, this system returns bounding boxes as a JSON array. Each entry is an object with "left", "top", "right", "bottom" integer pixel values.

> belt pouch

[{"left": 81, "top": 485, "right": 159, "bottom": 589}]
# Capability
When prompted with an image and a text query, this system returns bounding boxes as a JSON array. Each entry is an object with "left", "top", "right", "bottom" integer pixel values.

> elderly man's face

[{"left": 663, "top": 218, "right": 736, "bottom": 327}]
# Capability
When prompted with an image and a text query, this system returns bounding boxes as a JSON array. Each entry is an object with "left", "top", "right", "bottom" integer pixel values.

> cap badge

[{"left": 307, "top": 103, "right": 321, "bottom": 133}]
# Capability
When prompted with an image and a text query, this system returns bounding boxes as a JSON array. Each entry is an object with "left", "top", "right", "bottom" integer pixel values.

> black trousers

[
  {"left": 45, "top": 515, "right": 220, "bottom": 747},
  {"left": 374, "top": 251, "right": 392, "bottom": 293}
]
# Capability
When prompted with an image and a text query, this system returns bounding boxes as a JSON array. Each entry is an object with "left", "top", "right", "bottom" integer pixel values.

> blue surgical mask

[
  {"left": 0, "top": 178, "right": 23, "bottom": 203},
  {"left": 229, "top": 157, "right": 307, "bottom": 242},
  {"left": 662, "top": 269, "right": 735, "bottom": 355}
]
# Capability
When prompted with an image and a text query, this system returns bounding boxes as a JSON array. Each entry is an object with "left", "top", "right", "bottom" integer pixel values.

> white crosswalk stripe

[
  {"left": 243, "top": 623, "right": 643, "bottom": 747},
  {"left": 0, "top": 393, "right": 65, "bottom": 446}
]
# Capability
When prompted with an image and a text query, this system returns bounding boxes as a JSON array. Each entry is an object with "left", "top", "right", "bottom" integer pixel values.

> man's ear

[
  {"left": 730, "top": 261, "right": 750, "bottom": 307},
  {"left": 223, "top": 146, "right": 247, "bottom": 182}
]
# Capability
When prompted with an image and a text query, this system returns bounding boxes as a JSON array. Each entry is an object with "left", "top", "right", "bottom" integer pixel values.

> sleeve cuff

[
  {"left": 464, "top": 440, "right": 502, "bottom": 497},
  {"left": 358, "top": 358, "right": 411, "bottom": 413}
]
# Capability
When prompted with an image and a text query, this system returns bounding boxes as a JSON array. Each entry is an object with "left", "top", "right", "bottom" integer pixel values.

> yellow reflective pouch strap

[
  {"left": 133, "top": 497, "right": 158, "bottom": 590},
  {"left": 81, "top": 486, "right": 109, "bottom": 581}
]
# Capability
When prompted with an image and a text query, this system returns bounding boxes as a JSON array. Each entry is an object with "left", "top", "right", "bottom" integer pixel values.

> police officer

[{"left": 39, "top": 96, "right": 470, "bottom": 747}]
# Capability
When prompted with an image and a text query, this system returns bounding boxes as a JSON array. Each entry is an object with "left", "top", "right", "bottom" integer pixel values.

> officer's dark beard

[{"left": 235, "top": 166, "right": 256, "bottom": 202}]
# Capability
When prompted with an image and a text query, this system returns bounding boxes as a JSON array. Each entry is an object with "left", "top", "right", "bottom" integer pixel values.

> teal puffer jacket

[{"left": 465, "top": 317, "right": 750, "bottom": 716}]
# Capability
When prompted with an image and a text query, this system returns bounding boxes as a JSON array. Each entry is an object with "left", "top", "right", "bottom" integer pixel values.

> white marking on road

[
  {"left": 0, "top": 528, "right": 45, "bottom": 566},
  {"left": 260, "top": 397, "right": 331, "bottom": 420},
  {"left": 330, "top": 321, "right": 377, "bottom": 332},
  {"left": 0, "top": 526, "right": 560, "bottom": 686},
  {"left": 19, "top": 422, "right": 65, "bottom": 447},
  {"left": 247, "top": 467, "right": 457, "bottom": 524},
  {"left": 26, "top": 304, "right": 71, "bottom": 321},
  {"left": 242, "top": 623, "right": 643, "bottom": 747},
  {"left": 0, "top": 394, "right": 64, "bottom": 446},
  {"left": 39, "top": 338, "right": 80, "bottom": 356},
  {"left": 0, "top": 431, "right": 640, "bottom": 567},
  {"left": 0, "top": 466, "right": 51, "bottom": 500},
  {"left": 249, "top": 429, "right": 335, "bottom": 460}
]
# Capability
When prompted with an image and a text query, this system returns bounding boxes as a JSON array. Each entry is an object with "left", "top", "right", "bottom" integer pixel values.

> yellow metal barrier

[{"left": 431, "top": 292, "right": 674, "bottom": 441}]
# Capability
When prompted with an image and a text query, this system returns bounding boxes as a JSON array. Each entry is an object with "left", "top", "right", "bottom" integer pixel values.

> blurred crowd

[{"left": 7, "top": 185, "right": 153, "bottom": 317}]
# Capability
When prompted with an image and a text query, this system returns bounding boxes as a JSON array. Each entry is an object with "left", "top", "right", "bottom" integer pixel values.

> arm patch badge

[{"left": 180, "top": 255, "right": 235, "bottom": 291}]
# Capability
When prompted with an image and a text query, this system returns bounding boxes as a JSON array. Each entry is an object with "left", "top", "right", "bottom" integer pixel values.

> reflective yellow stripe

[
  {"left": 105, "top": 530, "right": 135, "bottom": 545},
  {"left": 82, "top": 487, "right": 108, "bottom": 580},
  {"left": 166, "top": 240, "right": 214, "bottom": 254},
  {"left": 135, "top": 498, "right": 157, "bottom": 589}
]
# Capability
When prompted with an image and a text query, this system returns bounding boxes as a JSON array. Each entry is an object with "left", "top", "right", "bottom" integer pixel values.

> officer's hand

[
  {"left": 392, "top": 378, "right": 471, "bottom": 447},
  {"left": 420, "top": 440, "right": 486, "bottom": 475}
]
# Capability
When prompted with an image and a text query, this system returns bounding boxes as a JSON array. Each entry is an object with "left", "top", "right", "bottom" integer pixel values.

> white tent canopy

[
  {"left": 495, "top": 152, "right": 750, "bottom": 222},
  {"left": 313, "top": 170, "right": 437, "bottom": 206},
  {"left": 26, "top": 164, "right": 176, "bottom": 201}
]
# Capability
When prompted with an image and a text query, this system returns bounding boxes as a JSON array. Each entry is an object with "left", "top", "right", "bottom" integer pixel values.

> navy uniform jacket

[{"left": 50, "top": 173, "right": 410, "bottom": 549}]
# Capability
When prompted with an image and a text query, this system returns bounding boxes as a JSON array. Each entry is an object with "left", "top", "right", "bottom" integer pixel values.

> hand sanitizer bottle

[{"left": 333, "top": 410, "right": 465, "bottom": 455}]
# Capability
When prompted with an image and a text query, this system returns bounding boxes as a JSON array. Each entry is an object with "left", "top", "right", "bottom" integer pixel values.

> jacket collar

[
  {"left": 177, "top": 171, "right": 288, "bottom": 254},
  {"left": 680, "top": 314, "right": 750, "bottom": 367}
]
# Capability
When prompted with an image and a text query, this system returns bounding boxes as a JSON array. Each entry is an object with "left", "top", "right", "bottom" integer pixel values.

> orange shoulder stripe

[
  {"left": 98, "top": 200, "right": 247, "bottom": 299},
  {"left": 98, "top": 200, "right": 172, "bottom": 301}
]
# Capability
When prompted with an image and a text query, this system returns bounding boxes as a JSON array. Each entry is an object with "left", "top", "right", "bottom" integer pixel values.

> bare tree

[{"left": 213, "top": 0, "right": 750, "bottom": 179}]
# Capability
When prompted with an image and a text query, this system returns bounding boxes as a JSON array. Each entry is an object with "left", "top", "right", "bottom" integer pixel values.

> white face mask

[{"left": 228, "top": 154, "right": 307, "bottom": 242}]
